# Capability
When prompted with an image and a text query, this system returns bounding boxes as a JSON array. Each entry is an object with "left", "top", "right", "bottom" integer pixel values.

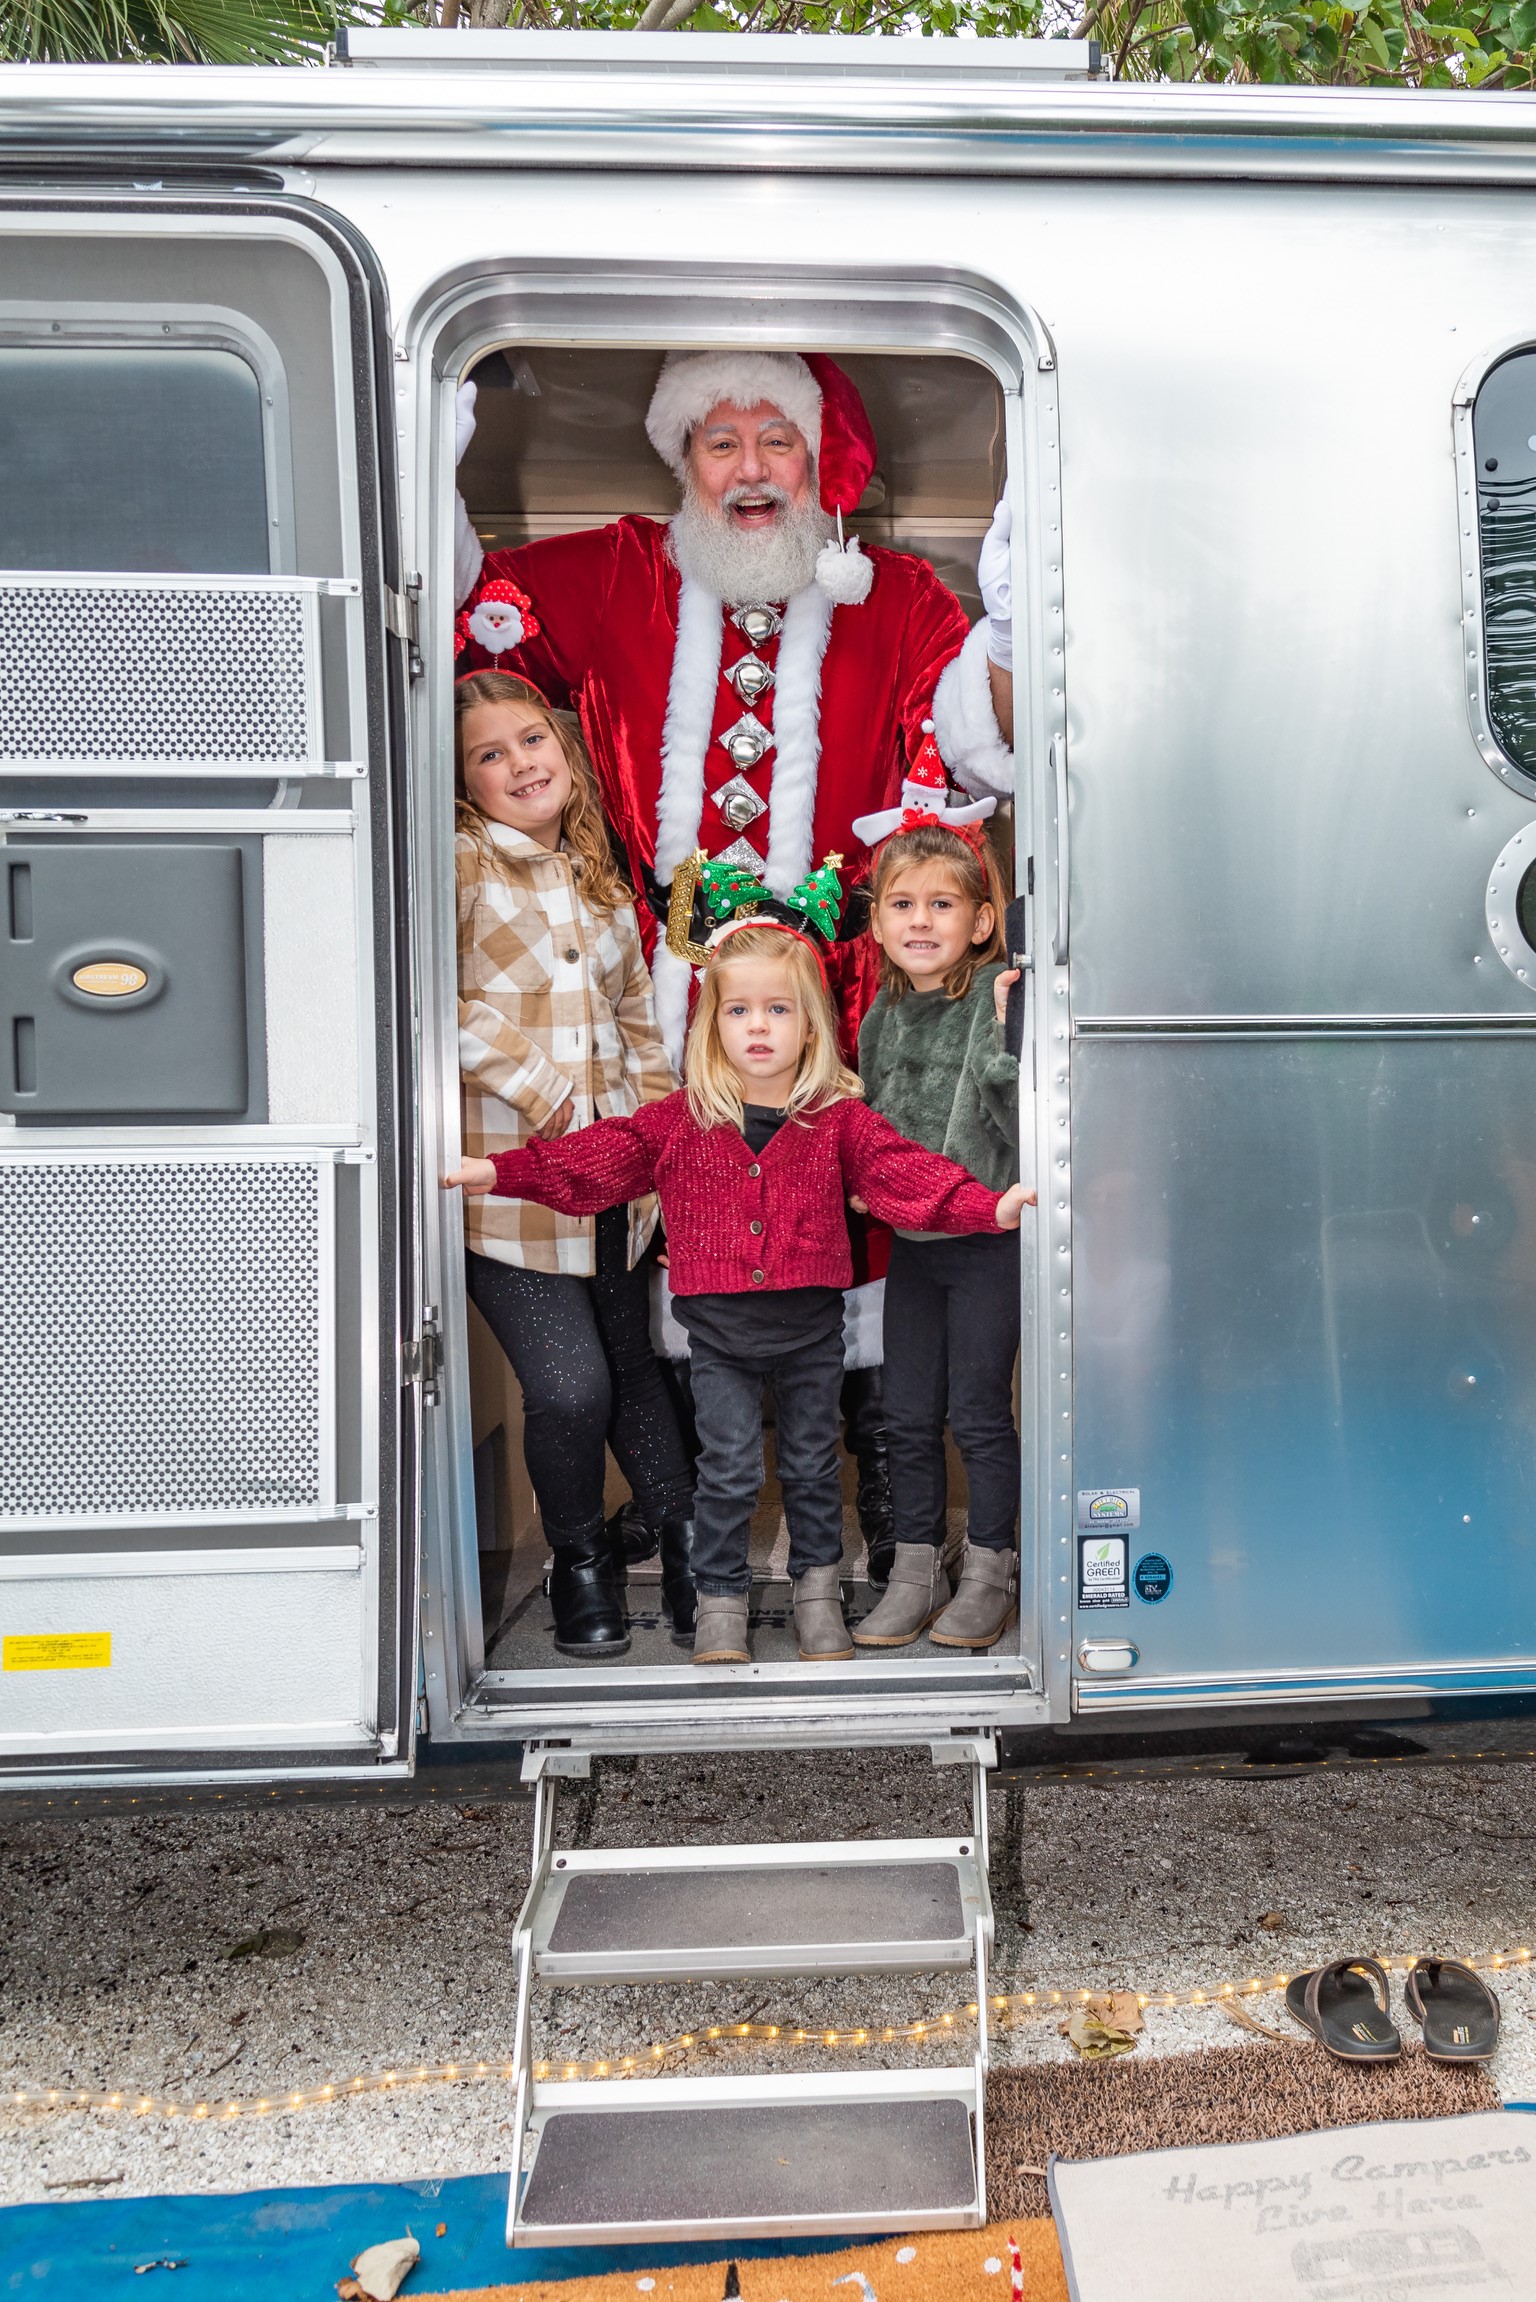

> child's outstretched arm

[
  {"left": 444, "top": 1106, "right": 659, "bottom": 1214},
  {"left": 841, "top": 1103, "right": 1037, "bottom": 1235}
]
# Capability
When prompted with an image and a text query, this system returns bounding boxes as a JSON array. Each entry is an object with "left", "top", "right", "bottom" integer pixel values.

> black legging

[
  {"left": 882, "top": 1228, "right": 1021, "bottom": 1552},
  {"left": 466, "top": 1207, "right": 693, "bottom": 1549}
]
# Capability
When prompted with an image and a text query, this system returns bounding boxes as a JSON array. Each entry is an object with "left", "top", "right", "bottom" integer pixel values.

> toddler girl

[
  {"left": 454, "top": 668, "right": 695, "bottom": 1661},
  {"left": 447, "top": 905, "right": 1032, "bottom": 1668},
  {"left": 853, "top": 821, "right": 1028, "bottom": 1653}
]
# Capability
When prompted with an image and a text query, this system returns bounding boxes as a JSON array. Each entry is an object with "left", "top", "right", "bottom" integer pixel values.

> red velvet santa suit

[{"left": 457, "top": 515, "right": 972, "bottom": 1054}]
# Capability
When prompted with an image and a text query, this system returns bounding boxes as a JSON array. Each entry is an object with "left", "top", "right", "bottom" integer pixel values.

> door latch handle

[{"left": 1052, "top": 732, "right": 1070, "bottom": 964}]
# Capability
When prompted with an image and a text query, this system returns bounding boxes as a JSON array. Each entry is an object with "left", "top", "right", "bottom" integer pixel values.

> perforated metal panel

[
  {"left": 0, "top": 1159, "right": 326, "bottom": 1518},
  {"left": 0, "top": 576, "right": 317, "bottom": 769}
]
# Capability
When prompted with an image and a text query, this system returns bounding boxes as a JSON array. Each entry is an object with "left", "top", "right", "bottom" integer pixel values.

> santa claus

[{"left": 452, "top": 349, "right": 1017, "bottom": 1584}]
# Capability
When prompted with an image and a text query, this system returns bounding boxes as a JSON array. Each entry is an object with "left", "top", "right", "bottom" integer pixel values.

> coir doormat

[{"left": 1050, "top": 2107, "right": 1535, "bottom": 2302}]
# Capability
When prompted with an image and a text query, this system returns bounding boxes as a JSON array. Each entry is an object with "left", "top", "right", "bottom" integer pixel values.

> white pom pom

[{"left": 814, "top": 534, "right": 874, "bottom": 607}]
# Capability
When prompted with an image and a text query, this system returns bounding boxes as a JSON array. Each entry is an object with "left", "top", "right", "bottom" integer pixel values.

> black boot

[
  {"left": 604, "top": 1497, "right": 659, "bottom": 1585},
  {"left": 658, "top": 1517, "right": 698, "bottom": 1645},
  {"left": 548, "top": 1540, "right": 631, "bottom": 1659},
  {"left": 840, "top": 1366, "right": 895, "bottom": 1589}
]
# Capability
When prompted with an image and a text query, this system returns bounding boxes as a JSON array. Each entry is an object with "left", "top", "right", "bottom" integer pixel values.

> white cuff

[
  {"left": 454, "top": 493, "right": 485, "bottom": 609},
  {"left": 985, "top": 615, "right": 1013, "bottom": 671},
  {"left": 932, "top": 621, "right": 1014, "bottom": 801}
]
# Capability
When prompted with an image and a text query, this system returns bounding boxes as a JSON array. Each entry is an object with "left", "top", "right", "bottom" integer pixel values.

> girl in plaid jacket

[{"left": 454, "top": 669, "right": 696, "bottom": 1661}]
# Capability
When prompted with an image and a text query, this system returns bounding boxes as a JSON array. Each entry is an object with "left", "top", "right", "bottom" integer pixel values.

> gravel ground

[{"left": 2, "top": 1748, "right": 1534, "bottom": 2205}]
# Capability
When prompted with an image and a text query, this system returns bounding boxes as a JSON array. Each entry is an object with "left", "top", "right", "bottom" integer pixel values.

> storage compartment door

[{"left": 0, "top": 197, "right": 416, "bottom": 1781}]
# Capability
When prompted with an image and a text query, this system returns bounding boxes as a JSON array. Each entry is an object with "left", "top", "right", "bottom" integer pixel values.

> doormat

[
  {"left": 1049, "top": 2107, "right": 1534, "bottom": 2302},
  {"left": 421, "top": 2221, "right": 1067, "bottom": 2302},
  {"left": 985, "top": 2042, "right": 1501, "bottom": 2220}
]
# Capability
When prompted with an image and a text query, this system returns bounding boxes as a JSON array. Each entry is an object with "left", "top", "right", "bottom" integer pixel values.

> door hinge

[
  {"left": 385, "top": 576, "right": 424, "bottom": 679},
  {"left": 403, "top": 1306, "right": 442, "bottom": 1404}
]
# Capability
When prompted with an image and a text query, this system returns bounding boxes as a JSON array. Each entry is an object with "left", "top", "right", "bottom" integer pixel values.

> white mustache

[{"left": 721, "top": 481, "right": 792, "bottom": 512}]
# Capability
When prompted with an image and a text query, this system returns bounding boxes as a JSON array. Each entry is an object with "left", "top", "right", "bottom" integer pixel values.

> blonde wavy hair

[
  {"left": 454, "top": 670, "right": 631, "bottom": 913},
  {"left": 684, "top": 924, "right": 863, "bottom": 1133}
]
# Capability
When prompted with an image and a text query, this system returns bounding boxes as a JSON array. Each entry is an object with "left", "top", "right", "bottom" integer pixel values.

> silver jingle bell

[
  {"left": 719, "top": 713, "right": 773, "bottom": 770},
  {"left": 721, "top": 787, "right": 762, "bottom": 831},
  {"left": 727, "top": 653, "right": 775, "bottom": 706},
  {"left": 733, "top": 603, "right": 783, "bottom": 648}
]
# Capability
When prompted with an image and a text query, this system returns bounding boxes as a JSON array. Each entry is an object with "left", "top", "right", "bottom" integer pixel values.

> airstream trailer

[{"left": 4, "top": 35, "right": 1536, "bottom": 2241}]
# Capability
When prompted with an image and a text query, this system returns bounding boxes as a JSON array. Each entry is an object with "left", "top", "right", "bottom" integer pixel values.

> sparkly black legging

[{"left": 466, "top": 1208, "right": 694, "bottom": 1549}]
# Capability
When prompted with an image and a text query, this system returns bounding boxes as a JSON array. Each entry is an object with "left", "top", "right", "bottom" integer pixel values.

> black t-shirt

[{"left": 671, "top": 1104, "right": 846, "bottom": 1360}]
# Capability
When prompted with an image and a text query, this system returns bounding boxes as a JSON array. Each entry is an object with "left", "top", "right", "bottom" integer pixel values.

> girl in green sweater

[{"left": 853, "top": 821, "right": 1028, "bottom": 1652}]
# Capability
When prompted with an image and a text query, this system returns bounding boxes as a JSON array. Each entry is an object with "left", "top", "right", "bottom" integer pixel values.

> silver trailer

[{"left": 3, "top": 34, "right": 1536, "bottom": 2241}]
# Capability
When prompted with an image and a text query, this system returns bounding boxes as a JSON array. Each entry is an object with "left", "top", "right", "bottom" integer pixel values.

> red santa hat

[
  {"left": 851, "top": 720, "right": 998, "bottom": 847},
  {"left": 644, "top": 350, "right": 878, "bottom": 606}
]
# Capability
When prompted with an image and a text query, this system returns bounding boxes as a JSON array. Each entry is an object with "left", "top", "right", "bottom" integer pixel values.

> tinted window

[
  {"left": 1474, "top": 351, "right": 1536, "bottom": 775},
  {"left": 0, "top": 346, "right": 270, "bottom": 574}
]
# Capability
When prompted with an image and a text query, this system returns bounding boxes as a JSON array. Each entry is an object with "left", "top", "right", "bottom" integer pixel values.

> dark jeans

[
  {"left": 883, "top": 1229, "right": 1021, "bottom": 1553},
  {"left": 466, "top": 1207, "right": 693, "bottom": 1550},
  {"left": 687, "top": 1327, "right": 847, "bottom": 1596}
]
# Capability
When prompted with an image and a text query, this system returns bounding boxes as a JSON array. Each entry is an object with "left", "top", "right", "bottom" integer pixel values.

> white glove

[
  {"left": 453, "top": 380, "right": 484, "bottom": 606},
  {"left": 977, "top": 495, "right": 1013, "bottom": 671},
  {"left": 455, "top": 380, "right": 478, "bottom": 463}
]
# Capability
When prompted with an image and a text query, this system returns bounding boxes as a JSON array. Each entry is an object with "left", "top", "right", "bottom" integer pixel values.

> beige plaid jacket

[{"left": 456, "top": 819, "right": 674, "bottom": 1273}]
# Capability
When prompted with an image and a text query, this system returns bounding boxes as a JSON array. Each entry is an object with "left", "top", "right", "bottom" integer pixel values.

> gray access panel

[{"left": 1, "top": 839, "right": 265, "bottom": 1120}]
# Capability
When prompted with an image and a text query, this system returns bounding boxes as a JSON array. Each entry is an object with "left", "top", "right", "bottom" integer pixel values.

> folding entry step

[
  {"left": 530, "top": 1836, "right": 987, "bottom": 1983},
  {"left": 505, "top": 1739, "right": 997, "bottom": 2249},
  {"left": 517, "top": 2066, "right": 985, "bottom": 2246}
]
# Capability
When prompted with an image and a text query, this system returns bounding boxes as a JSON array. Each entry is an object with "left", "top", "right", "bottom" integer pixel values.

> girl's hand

[
  {"left": 994, "top": 967, "right": 1021, "bottom": 1026},
  {"left": 541, "top": 1096, "right": 575, "bottom": 1140},
  {"left": 994, "top": 1183, "right": 1036, "bottom": 1230},
  {"left": 444, "top": 1157, "right": 498, "bottom": 1196},
  {"left": 847, "top": 1194, "right": 870, "bottom": 1216}
]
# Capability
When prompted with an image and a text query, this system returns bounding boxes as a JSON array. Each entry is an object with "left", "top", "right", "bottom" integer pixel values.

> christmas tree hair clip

[{"left": 665, "top": 849, "right": 846, "bottom": 968}]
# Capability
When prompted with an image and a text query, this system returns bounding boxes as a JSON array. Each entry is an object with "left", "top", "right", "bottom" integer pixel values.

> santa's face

[
  {"left": 872, "top": 861, "right": 995, "bottom": 997},
  {"left": 459, "top": 698, "right": 573, "bottom": 852},
  {"left": 685, "top": 400, "right": 813, "bottom": 530}
]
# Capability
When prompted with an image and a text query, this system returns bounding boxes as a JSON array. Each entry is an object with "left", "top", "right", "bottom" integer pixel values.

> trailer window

[
  {"left": 1474, "top": 350, "right": 1536, "bottom": 776},
  {"left": 0, "top": 346, "right": 270, "bottom": 574}
]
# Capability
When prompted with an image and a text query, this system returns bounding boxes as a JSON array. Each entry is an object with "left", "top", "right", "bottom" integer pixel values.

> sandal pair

[{"left": 1285, "top": 1956, "right": 1500, "bottom": 2064}]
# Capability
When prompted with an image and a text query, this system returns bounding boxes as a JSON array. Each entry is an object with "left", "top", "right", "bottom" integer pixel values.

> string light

[{"left": 11, "top": 1946, "right": 1528, "bottom": 2123}]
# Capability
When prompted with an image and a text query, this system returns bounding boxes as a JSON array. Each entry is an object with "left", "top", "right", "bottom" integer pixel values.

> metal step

[
  {"left": 509, "top": 2065, "right": 986, "bottom": 2246},
  {"left": 530, "top": 1834, "right": 986, "bottom": 1983}
]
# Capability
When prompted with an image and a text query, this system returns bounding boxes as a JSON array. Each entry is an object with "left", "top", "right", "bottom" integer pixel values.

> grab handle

[{"left": 1052, "top": 732, "right": 1070, "bottom": 964}]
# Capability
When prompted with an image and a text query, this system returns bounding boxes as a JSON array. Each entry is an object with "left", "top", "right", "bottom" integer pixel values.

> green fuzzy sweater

[{"left": 858, "top": 963, "right": 1020, "bottom": 1239}]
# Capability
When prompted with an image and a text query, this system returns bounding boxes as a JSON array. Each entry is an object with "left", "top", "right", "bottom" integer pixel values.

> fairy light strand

[{"left": 5, "top": 1946, "right": 1528, "bottom": 2124}]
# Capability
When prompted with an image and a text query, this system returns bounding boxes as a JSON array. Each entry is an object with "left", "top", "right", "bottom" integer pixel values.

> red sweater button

[
  {"left": 747, "top": 1163, "right": 761, "bottom": 1178},
  {"left": 751, "top": 1269, "right": 765, "bottom": 1284},
  {"left": 750, "top": 1220, "right": 763, "bottom": 1236}
]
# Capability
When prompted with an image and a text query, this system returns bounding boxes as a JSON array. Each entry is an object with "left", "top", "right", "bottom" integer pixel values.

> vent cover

[
  {"left": 0, "top": 577, "right": 316, "bottom": 768},
  {"left": 0, "top": 1159, "right": 325, "bottom": 1518}
]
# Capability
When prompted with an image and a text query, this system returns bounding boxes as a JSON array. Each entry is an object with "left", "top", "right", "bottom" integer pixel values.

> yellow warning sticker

[{"left": 3, "top": 1632, "right": 112, "bottom": 1672}]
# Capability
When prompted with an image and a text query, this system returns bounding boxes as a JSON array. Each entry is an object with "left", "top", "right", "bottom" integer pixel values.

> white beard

[{"left": 668, "top": 483, "right": 833, "bottom": 607}]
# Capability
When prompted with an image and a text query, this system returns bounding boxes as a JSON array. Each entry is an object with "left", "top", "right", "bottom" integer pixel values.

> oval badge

[{"left": 72, "top": 960, "right": 148, "bottom": 998}]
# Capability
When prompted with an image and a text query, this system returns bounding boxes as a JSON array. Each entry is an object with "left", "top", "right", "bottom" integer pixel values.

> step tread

[
  {"left": 546, "top": 1857, "right": 967, "bottom": 1959},
  {"left": 519, "top": 2094, "right": 977, "bottom": 2235}
]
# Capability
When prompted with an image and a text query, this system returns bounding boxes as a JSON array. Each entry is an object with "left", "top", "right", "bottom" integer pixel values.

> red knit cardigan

[{"left": 488, "top": 1091, "right": 1004, "bottom": 1298}]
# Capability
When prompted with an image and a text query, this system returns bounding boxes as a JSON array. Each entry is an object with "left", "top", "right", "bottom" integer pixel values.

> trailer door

[{"left": 0, "top": 194, "right": 418, "bottom": 1784}]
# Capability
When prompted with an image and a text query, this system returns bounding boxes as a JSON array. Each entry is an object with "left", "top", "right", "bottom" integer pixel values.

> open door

[{"left": 0, "top": 191, "right": 418, "bottom": 1785}]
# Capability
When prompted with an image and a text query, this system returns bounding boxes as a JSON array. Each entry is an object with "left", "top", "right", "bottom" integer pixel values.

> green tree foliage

[{"left": 1, "top": 0, "right": 339, "bottom": 61}]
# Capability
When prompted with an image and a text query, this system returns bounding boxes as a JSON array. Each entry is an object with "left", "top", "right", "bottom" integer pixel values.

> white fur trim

[
  {"left": 650, "top": 943, "right": 694, "bottom": 1076},
  {"left": 653, "top": 574, "right": 725, "bottom": 883},
  {"left": 814, "top": 534, "right": 874, "bottom": 606},
  {"left": 842, "top": 1278, "right": 885, "bottom": 1371},
  {"left": 762, "top": 582, "right": 832, "bottom": 897},
  {"left": 931, "top": 620, "right": 1014, "bottom": 801},
  {"left": 646, "top": 351, "right": 823, "bottom": 480}
]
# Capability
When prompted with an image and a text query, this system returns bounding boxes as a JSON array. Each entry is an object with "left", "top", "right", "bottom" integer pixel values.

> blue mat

[{"left": 0, "top": 2169, "right": 866, "bottom": 2297}]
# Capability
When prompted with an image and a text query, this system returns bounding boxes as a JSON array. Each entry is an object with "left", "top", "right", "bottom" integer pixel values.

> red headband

[{"left": 707, "top": 914, "right": 831, "bottom": 985}]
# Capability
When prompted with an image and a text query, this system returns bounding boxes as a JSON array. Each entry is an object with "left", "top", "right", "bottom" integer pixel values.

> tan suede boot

[
  {"left": 852, "top": 1543, "right": 949, "bottom": 1648},
  {"left": 928, "top": 1545, "right": 1018, "bottom": 1650},
  {"left": 692, "top": 1593, "right": 751, "bottom": 1665},
  {"left": 792, "top": 1564, "right": 854, "bottom": 1661}
]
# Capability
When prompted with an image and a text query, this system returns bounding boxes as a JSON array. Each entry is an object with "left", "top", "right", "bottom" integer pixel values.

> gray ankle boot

[
  {"left": 792, "top": 1564, "right": 853, "bottom": 1661},
  {"left": 929, "top": 1545, "right": 1018, "bottom": 1650},
  {"left": 852, "top": 1543, "right": 949, "bottom": 1648},
  {"left": 692, "top": 1592, "right": 751, "bottom": 1665}
]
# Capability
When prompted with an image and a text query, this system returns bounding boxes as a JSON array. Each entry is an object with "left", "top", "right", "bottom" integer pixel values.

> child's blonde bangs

[{"left": 684, "top": 925, "right": 863, "bottom": 1131}]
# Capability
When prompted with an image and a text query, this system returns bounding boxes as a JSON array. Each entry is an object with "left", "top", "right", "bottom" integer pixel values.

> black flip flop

[
  {"left": 1405, "top": 1958, "right": 1501, "bottom": 2062},
  {"left": 1285, "top": 1957, "right": 1402, "bottom": 2062}
]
